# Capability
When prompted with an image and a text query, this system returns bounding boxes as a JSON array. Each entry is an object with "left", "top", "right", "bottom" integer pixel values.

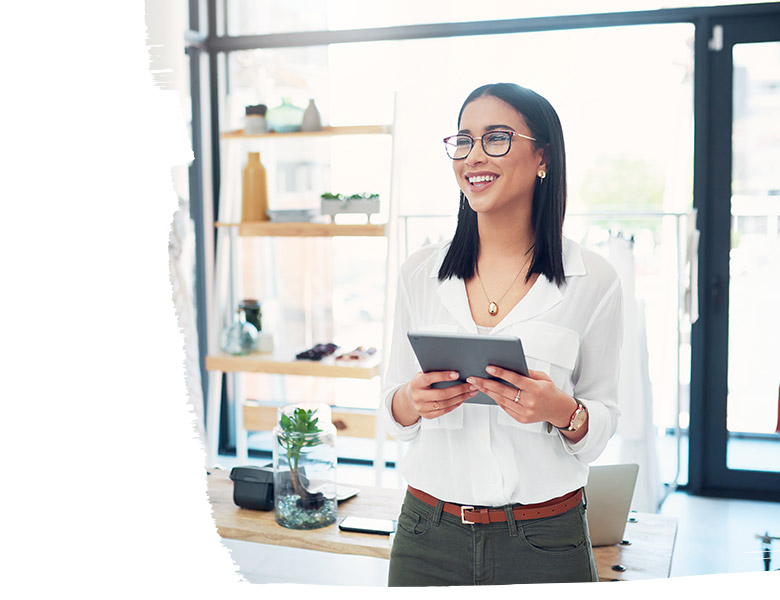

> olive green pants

[{"left": 388, "top": 489, "right": 598, "bottom": 586}]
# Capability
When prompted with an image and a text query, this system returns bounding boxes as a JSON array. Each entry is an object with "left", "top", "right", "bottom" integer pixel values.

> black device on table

[{"left": 339, "top": 516, "right": 397, "bottom": 535}]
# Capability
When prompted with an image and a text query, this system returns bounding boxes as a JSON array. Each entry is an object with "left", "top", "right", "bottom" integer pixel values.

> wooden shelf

[
  {"left": 205, "top": 352, "right": 381, "bottom": 379},
  {"left": 221, "top": 124, "right": 392, "bottom": 140},
  {"left": 242, "top": 402, "right": 391, "bottom": 439},
  {"left": 216, "top": 221, "right": 386, "bottom": 237}
]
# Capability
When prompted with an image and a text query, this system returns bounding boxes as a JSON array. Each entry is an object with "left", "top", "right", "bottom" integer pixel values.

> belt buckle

[{"left": 460, "top": 505, "right": 475, "bottom": 524}]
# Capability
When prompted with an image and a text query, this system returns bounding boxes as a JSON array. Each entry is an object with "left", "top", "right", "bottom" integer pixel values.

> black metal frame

[
  {"left": 206, "top": 3, "right": 779, "bottom": 50},
  {"left": 689, "top": 11, "right": 780, "bottom": 501},
  {"left": 184, "top": 2, "right": 780, "bottom": 498}
]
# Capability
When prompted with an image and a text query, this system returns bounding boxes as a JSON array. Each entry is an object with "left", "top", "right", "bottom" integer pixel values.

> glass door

[
  {"left": 693, "top": 15, "right": 780, "bottom": 500},
  {"left": 726, "top": 40, "right": 780, "bottom": 473}
]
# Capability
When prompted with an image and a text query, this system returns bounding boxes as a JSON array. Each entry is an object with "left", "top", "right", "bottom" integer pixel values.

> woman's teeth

[{"left": 468, "top": 175, "right": 496, "bottom": 184}]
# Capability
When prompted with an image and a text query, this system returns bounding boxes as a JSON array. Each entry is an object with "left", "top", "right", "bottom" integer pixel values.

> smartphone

[{"left": 338, "top": 516, "right": 397, "bottom": 535}]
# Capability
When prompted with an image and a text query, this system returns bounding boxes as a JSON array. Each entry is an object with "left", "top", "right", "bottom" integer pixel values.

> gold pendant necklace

[{"left": 475, "top": 252, "right": 533, "bottom": 317}]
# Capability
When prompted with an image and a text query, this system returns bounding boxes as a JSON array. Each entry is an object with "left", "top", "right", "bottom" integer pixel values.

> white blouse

[{"left": 380, "top": 237, "right": 624, "bottom": 506}]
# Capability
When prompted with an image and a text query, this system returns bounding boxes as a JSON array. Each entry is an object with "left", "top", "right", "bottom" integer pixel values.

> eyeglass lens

[{"left": 445, "top": 131, "right": 514, "bottom": 159}]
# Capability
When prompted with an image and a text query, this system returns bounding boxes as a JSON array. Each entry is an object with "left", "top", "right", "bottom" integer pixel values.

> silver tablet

[{"left": 407, "top": 330, "right": 529, "bottom": 405}]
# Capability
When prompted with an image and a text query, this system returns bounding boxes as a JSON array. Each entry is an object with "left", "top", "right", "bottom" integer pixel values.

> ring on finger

[
  {"left": 433, "top": 402, "right": 440, "bottom": 410},
  {"left": 513, "top": 389, "right": 521, "bottom": 403}
]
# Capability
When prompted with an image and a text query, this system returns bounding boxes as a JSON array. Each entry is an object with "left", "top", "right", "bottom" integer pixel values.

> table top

[
  {"left": 208, "top": 468, "right": 402, "bottom": 560},
  {"left": 207, "top": 468, "right": 676, "bottom": 581},
  {"left": 596, "top": 510, "right": 678, "bottom": 581}
]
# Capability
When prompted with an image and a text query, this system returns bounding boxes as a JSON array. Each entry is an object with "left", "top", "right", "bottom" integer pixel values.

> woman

[{"left": 380, "top": 83, "right": 623, "bottom": 586}]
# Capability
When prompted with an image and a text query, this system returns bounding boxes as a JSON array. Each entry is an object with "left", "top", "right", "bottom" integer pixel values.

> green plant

[
  {"left": 278, "top": 407, "right": 325, "bottom": 510},
  {"left": 320, "top": 192, "right": 379, "bottom": 201}
]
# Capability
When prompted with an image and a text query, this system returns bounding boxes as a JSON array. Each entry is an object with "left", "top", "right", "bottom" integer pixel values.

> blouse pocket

[{"left": 496, "top": 322, "right": 581, "bottom": 434}]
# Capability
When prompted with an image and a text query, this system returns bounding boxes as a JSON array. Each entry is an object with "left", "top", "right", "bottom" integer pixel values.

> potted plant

[
  {"left": 273, "top": 404, "right": 337, "bottom": 529},
  {"left": 320, "top": 192, "right": 380, "bottom": 221}
]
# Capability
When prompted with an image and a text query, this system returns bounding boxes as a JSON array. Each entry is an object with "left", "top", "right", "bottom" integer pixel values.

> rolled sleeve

[
  {"left": 380, "top": 383, "right": 421, "bottom": 441},
  {"left": 380, "top": 267, "right": 422, "bottom": 442}
]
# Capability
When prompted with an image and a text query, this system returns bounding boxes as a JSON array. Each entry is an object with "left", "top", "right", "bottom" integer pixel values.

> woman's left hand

[{"left": 467, "top": 366, "right": 579, "bottom": 431}]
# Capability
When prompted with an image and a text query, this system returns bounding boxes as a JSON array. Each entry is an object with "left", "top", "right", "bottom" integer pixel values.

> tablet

[{"left": 407, "top": 330, "right": 529, "bottom": 405}]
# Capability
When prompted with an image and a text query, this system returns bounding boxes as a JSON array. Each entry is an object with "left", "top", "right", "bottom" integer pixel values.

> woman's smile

[{"left": 465, "top": 171, "right": 499, "bottom": 190}]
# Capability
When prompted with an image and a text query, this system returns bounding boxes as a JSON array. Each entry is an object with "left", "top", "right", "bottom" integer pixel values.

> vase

[
  {"left": 266, "top": 98, "right": 304, "bottom": 133},
  {"left": 273, "top": 403, "right": 337, "bottom": 530},
  {"left": 219, "top": 307, "right": 258, "bottom": 355},
  {"left": 241, "top": 152, "right": 269, "bottom": 222},
  {"left": 301, "top": 99, "right": 322, "bottom": 132}
]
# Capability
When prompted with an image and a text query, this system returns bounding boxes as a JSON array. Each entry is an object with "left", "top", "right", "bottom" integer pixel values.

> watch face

[{"left": 571, "top": 404, "right": 587, "bottom": 430}]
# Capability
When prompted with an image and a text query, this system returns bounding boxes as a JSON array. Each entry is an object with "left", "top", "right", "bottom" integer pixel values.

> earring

[{"left": 537, "top": 169, "right": 547, "bottom": 180}]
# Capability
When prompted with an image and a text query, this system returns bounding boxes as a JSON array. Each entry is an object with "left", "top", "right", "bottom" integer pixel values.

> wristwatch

[{"left": 557, "top": 400, "right": 587, "bottom": 432}]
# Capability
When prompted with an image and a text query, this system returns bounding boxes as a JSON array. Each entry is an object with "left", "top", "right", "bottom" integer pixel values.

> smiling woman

[{"left": 381, "top": 83, "right": 624, "bottom": 586}]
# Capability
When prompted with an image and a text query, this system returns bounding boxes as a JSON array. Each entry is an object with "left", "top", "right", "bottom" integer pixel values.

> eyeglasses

[{"left": 443, "top": 130, "right": 536, "bottom": 160}]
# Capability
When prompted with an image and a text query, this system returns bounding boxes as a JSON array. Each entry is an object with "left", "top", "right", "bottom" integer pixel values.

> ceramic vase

[
  {"left": 241, "top": 152, "right": 269, "bottom": 222},
  {"left": 301, "top": 99, "right": 322, "bottom": 132}
]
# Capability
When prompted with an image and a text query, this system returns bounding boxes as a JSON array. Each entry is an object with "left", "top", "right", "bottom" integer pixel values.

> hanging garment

[{"left": 607, "top": 234, "right": 662, "bottom": 513}]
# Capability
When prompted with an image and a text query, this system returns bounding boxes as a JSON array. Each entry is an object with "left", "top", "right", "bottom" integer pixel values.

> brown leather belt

[{"left": 407, "top": 486, "right": 582, "bottom": 525}]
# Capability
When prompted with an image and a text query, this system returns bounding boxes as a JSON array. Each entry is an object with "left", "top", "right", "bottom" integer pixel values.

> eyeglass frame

[{"left": 442, "top": 130, "right": 537, "bottom": 160}]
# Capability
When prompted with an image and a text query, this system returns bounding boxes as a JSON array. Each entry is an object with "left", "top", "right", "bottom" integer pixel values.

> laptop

[{"left": 584, "top": 463, "right": 639, "bottom": 547}]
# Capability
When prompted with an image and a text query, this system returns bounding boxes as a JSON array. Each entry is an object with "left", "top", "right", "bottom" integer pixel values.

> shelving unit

[
  {"left": 204, "top": 119, "right": 398, "bottom": 481},
  {"left": 220, "top": 124, "right": 391, "bottom": 140}
]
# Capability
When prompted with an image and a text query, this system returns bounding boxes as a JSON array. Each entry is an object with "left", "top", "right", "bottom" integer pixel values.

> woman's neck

[
  {"left": 468, "top": 214, "right": 539, "bottom": 327},
  {"left": 477, "top": 211, "right": 535, "bottom": 264}
]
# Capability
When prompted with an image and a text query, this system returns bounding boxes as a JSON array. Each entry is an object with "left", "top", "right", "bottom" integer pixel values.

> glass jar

[
  {"left": 273, "top": 403, "right": 337, "bottom": 529},
  {"left": 238, "top": 299, "right": 262, "bottom": 332},
  {"left": 244, "top": 104, "right": 268, "bottom": 134},
  {"left": 219, "top": 308, "right": 258, "bottom": 355}
]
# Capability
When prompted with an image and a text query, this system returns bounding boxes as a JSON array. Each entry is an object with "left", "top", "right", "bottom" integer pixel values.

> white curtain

[{"left": 169, "top": 196, "right": 206, "bottom": 446}]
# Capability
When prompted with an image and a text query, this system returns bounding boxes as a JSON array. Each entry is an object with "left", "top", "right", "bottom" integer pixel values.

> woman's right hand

[{"left": 391, "top": 371, "right": 478, "bottom": 426}]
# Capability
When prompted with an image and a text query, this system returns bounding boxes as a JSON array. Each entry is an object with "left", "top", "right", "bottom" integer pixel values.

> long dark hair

[{"left": 438, "top": 83, "right": 567, "bottom": 287}]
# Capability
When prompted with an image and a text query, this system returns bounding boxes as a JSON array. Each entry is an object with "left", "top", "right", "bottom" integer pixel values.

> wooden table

[
  {"left": 207, "top": 469, "right": 676, "bottom": 582},
  {"left": 209, "top": 468, "right": 400, "bottom": 560},
  {"left": 594, "top": 511, "right": 678, "bottom": 581}
]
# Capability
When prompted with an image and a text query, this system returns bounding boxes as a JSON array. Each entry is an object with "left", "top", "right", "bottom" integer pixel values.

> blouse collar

[{"left": 430, "top": 237, "right": 586, "bottom": 334}]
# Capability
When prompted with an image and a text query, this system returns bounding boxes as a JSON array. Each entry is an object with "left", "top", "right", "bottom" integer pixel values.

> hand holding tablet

[{"left": 407, "top": 331, "right": 530, "bottom": 405}]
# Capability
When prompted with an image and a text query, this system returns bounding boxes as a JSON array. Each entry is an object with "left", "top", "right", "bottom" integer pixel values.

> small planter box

[{"left": 321, "top": 196, "right": 380, "bottom": 221}]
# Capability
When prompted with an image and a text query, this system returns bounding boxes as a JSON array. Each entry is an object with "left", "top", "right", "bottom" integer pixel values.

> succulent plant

[{"left": 277, "top": 407, "right": 326, "bottom": 510}]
